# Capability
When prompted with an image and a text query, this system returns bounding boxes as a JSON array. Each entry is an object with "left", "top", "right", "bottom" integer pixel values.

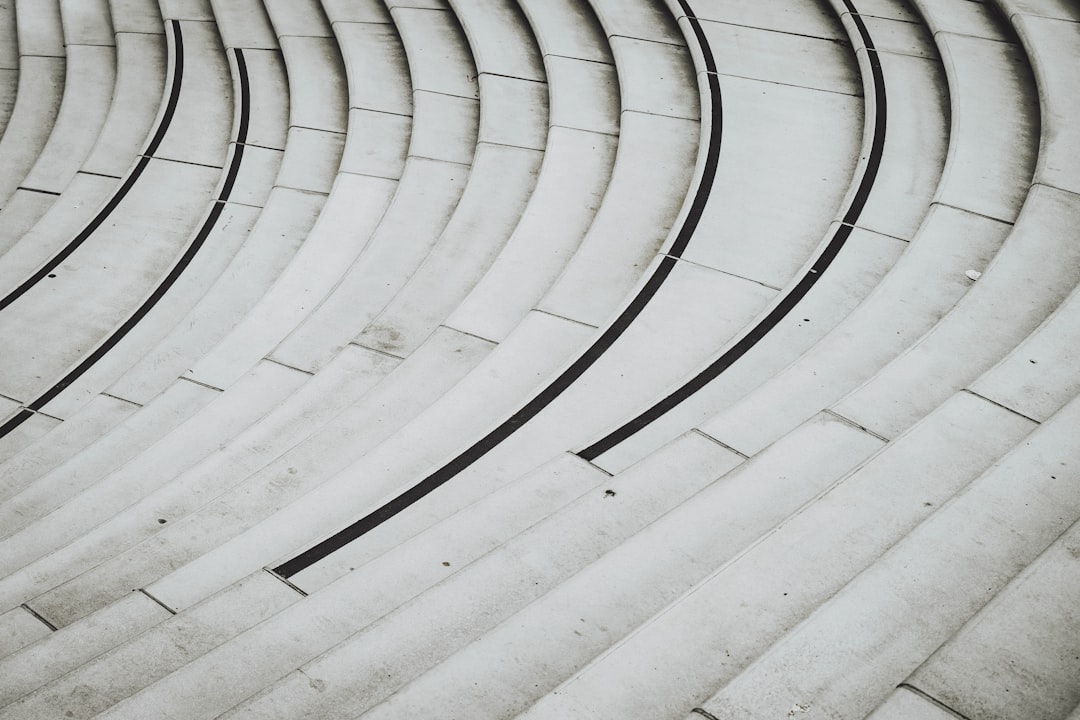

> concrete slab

[
  {"left": 842, "top": 32, "right": 949, "bottom": 241},
  {"left": 323, "top": 0, "right": 392, "bottom": 24},
  {"left": 1015, "top": 13, "right": 1080, "bottom": 196},
  {"left": 215, "top": 437, "right": 742, "bottom": 720},
  {"left": 279, "top": 36, "right": 347, "bottom": 133},
  {"left": 679, "top": 0, "right": 849, "bottom": 39},
  {"left": 79, "top": 456, "right": 598, "bottom": 719},
  {"left": 0, "top": 56, "right": 65, "bottom": 208},
  {"left": 335, "top": 22, "right": 412, "bottom": 115},
  {"left": 340, "top": 108, "right": 411, "bottom": 178},
  {"left": 933, "top": 31, "right": 1038, "bottom": 222},
  {"left": 0, "top": 2, "right": 17, "bottom": 70},
  {"left": 407, "top": 91, "right": 478, "bottom": 164},
  {"left": 610, "top": 36, "right": 698, "bottom": 119},
  {"left": 679, "top": 74, "right": 862, "bottom": 288},
  {"left": 81, "top": 31, "right": 168, "bottom": 177},
  {"left": 107, "top": 0, "right": 163, "bottom": 35},
  {"left": 477, "top": 74, "right": 548, "bottom": 150},
  {"left": 265, "top": 310, "right": 597, "bottom": 587},
  {"left": 695, "top": 17, "right": 861, "bottom": 95},
  {"left": 0, "top": 380, "right": 215, "bottom": 606},
  {"left": 272, "top": 126, "right": 344, "bottom": 194},
  {"left": 0, "top": 605, "right": 52, "bottom": 660},
  {"left": 0, "top": 68, "right": 15, "bottom": 140},
  {"left": 0, "top": 377, "right": 225, "bottom": 569},
  {"left": 157, "top": 0, "right": 213, "bottom": 21},
  {"left": 591, "top": 0, "right": 684, "bottom": 45},
  {"left": 147, "top": 20, "right": 232, "bottom": 169},
  {"left": 0, "top": 412, "right": 60, "bottom": 467},
  {"left": 263, "top": 0, "right": 333, "bottom": 37},
  {"left": 59, "top": 0, "right": 114, "bottom": 46},
  {"left": 15, "top": 0, "right": 64, "bottom": 57},
  {"left": 210, "top": 0, "right": 276, "bottom": 50},
  {"left": 391, "top": 6, "right": 478, "bottom": 99},
  {"left": 545, "top": 56, "right": 619, "bottom": 135},
  {"left": 231, "top": 47, "right": 289, "bottom": 151},
  {"left": 846, "top": 10, "right": 939, "bottom": 58},
  {"left": 916, "top": 0, "right": 1009, "bottom": 38},
  {"left": 0, "top": 193, "right": 69, "bottom": 265},
  {"left": 0, "top": 173, "right": 118, "bottom": 292},
  {"left": 518, "top": 0, "right": 612, "bottom": 64},
  {"left": 969, "top": 282, "right": 1080, "bottom": 422},
  {"left": 453, "top": 0, "right": 544, "bottom": 81},
  {"left": 1000, "top": 0, "right": 1080, "bottom": 22}
]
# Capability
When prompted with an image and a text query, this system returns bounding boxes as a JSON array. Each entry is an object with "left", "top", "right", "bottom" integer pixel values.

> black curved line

[
  {"left": 274, "top": 0, "right": 724, "bottom": 578},
  {"left": 0, "top": 44, "right": 251, "bottom": 438},
  {"left": 0, "top": 21, "right": 185, "bottom": 314},
  {"left": 577, "top": 2, "right": 887, "bottom": 461}
]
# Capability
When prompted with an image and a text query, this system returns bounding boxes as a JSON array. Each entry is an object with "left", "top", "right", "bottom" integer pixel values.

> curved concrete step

[
  {"left": 0, "top": 0, "right": 305, "bottom": 572},
  {"left": 0, "top": 2, "right": 315, "bottom": 479},
  {"left": 869, "top": 516, "right": 1080, "bottom": 720},
  {"left": 0, "top": 2, "right": 17, "bottom": 140},
  {"left": 267, "top": 5, "right": 475, "bottom": 373},
  {"left": 0, "top": 0, "right": 468, "bottom": 626},
  {"left": 698, "top": 0, "right": 1045, "bottom": 457},
  {"left": 579, "top": 0, "right": 942, "bottom": 473},
  {"left": 0, "top": 17, "right": 233, "bottom": 442},
  {"left": 0, "top": 2, "right": 166, "bottom": 281},
  {"left": 678, "top": 394, "right": 1079, "bottom": 720},
  {"left": 999, "top": 0, "right": 1080, "bottom": 197},
  {"left": 0, "top": 0, "right": 65, "bottom": 209},
  {"left": 0, "top": 0, "right": 116, "bottom": 255}
]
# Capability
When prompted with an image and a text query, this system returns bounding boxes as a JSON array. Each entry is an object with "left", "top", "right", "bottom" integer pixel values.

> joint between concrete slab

[
  {"left": 898, "top": 683, "right": 974, "bottom": 720},
  {"left": 822, "top": 408, "right": 890, "bottom": 442},
  {"left": 348, "top": 341, "right": 405, "bottom": 361},
  {"left": 960, "top": 388, "right": 1041, "bottom": 425},
  {"left": 99, "top": 391, "right": 144, "bottom": 408},
  {"left": 264, "top": 567, "right": 309, "bottom": 597},
  {"left": 531, "top": 308, "right": 599, "bottom": 331},
  {"left": 177, "top": 375, "right": 225, "bottom": 393},
  {"left": 139, "top": 588, "right": 177, "bottom": 615},
  {"left": 439, "top": 324, "right": 499, "bottom": 346},
  {"left": 691, "top": 428, "right": 750, "bottom": 459},
  {"left": 20, "top": 604, "right": 58, "bottom": 631},
  {"left": 930, "top": 201, "right": 1015, "bottom": 226}
]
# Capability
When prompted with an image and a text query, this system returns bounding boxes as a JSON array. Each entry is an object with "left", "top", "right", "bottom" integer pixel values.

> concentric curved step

[
  {"left": 0, "top": 0, "right": 1077, "bottom": 716},
  {"left": 0, "top": 0, "right": 65, "bottom": 209},
  {"left": 0, "top": 0, "right": 165, "bottom": 279},
  {"left": 0, "top": 0, "right": 116, "bottom": 254},
  {"left": 0, "top": 14, "right": 234, "bottom": 445}
]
